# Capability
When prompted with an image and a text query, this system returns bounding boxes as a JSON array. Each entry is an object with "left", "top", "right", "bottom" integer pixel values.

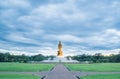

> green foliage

[
  {"left": 81, "top": 74, "right": 120, "bottom": 79},
  {"left": 30, "top": 54, "right": 48, "bottom": 61},
  {"left": 0, "top": 52, "right": 48, "bottom": 62},
  {"left": 0, "top": 63, "right": 55, "bottom": 71},
  {"left": 0, "top": 74, "right": 39, "bottom": 79},
  {"left": 72, "top": 53, "right": 120, "bottom": 63},
  {"left": 1, "top": 52, "right": 120, "bottom": 63},
  {"left": 109, "top": 54, "right": 120, "bottom": 62},
  {"left": 66, "top": 63, "right": 120, "bottom": 71}
]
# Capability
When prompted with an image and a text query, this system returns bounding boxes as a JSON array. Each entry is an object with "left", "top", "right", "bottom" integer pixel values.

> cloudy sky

[{"left": 0, "top": 0, "right": 120, "bottom": 56}]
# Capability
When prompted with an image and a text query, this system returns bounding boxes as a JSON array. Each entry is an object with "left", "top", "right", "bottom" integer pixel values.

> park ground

[
  {"left": 0, "top": 74, "right": 40, "bottom": 79},
  {"left": 0, "top": 63, "right": 120, "bottom": 79},
  {"left": 0, "top": 62, "right": 55, "bottom": 71},
  {"left": 66, "top": 63, "right": 120, "bottom": 71},
  {"left": 81, "top": 74, "right": 120, "bottom": 79}
]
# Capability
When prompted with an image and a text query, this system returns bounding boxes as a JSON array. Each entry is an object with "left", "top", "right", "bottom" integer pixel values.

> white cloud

[
  {"left": 105, "top": 29, "right": 120, "bottom": 36},
  {"left": 0, "top": 49, "right": 36, "bottom": 56},
  {"left": 18, "top": 0, "right": 88, "bottom": 26},
  {"left": 43, "top": 28, "right": 120, "bottom": 48},
  {"left": 5, "top": 32, "right": 40, "bottom": 44},
  {"left": 0, "top": 0, "right": 31, "bottom": 9},
  {"left": 80, "top": 29, "right": 120, "bottom": 47},
  {"left": 0, "top": 0, "right": 120, "bottom": 56},
  {"left": 44, "top": 34, "right": 82, "bottom": 43},
  {"left": 102, "top": 29, "right": 120, "bottom": 44},
  {"left": 63, "top": 47, "right": 120, "bottom": 56}
]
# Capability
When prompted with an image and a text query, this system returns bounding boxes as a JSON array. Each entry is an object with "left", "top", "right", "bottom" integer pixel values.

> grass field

[
  {"left": 66, "top": 63, "right": 120, "bottom": 72},
  {"left": 0, "top": 63, "right": 55, "bottom": 72},
  {"left": 0, "top": 74, "right": 39, "bottom": 79},
  {"left": 81, "top": 74, "right": 120, "bottom": 79}
]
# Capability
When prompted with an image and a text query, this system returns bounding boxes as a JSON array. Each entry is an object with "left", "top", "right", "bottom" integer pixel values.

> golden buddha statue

[{"left": 57, "top": 41, "right": 63, "bottom": 56}]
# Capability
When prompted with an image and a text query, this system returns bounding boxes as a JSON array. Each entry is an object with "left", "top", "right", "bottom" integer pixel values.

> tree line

[
  {"left": 71, "top": 53, "right": 120, "bottom": 63},
  {"left": 0, "top": 52, "right": 48, "bottom": 63},
  {"left": 0, "top": 52, "right": 120, "bottom": 63}
]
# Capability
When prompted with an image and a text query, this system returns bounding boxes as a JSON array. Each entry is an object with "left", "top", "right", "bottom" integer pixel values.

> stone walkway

[
  {"left": 0, "top": 64, "right": 120, "bottom": 79},
  {"left": 44, "top": 64, "right": 77, "bottom": 79}
]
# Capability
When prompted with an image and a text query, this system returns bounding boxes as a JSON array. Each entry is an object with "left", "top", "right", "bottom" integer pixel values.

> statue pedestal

[{"left": 42, "top": 56, "right": 78, "bottom": 63}]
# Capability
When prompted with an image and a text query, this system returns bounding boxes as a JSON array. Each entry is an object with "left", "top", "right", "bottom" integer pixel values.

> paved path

[
  {"left": 44, "top": 64, "right": 77, "bottom": 79},
  {"left": 0, "top": 64, "right": 120, "bottom": 79}
]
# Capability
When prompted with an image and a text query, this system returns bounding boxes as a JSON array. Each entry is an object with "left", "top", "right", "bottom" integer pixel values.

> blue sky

[{"left": 0, "top": 0, "right": 120, "bottom": 56}]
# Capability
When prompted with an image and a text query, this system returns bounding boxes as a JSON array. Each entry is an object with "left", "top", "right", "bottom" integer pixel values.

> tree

[
  {"left": 109, "top": 53, "right": 120, "bottom": 62},
  {"left": 4, "top": 53, "right": 11, "bottom": 62},
  {"left": 0, "top": 53, "right": 5, "bottom": 62},
  {"left": 30, "top": 54, "right": 47, "bottom": 61}
]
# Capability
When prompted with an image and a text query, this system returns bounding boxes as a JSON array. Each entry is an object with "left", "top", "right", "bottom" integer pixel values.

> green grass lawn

[
  {"left": 66, "top": 63, "right": 120, "bottom": 72},
  {"left": 0, "top": 74, "right": 39, "bottom": 79},
  {"left": 81, "top": 74, "right": 120, "bottom": 79},
  {"left": 0, "top": 62, "right": 55, "bottom": 72}
]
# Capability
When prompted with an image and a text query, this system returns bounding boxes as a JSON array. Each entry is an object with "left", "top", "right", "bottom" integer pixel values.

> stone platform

[{"left": 42, "top": 56, "right": 78, "bottom": 63}]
